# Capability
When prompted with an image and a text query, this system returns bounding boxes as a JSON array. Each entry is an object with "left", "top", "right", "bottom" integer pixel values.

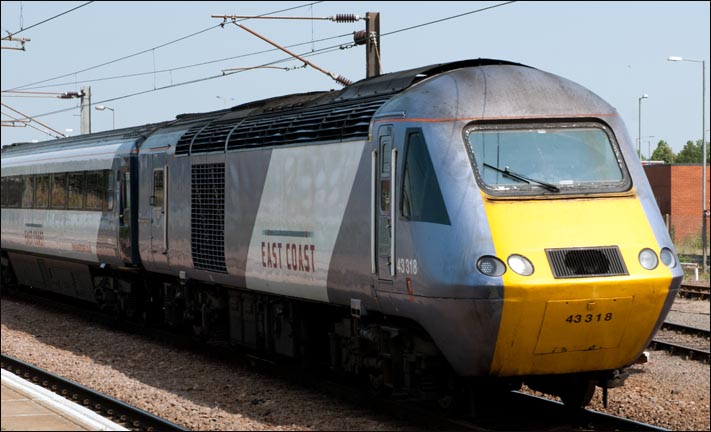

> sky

[{"left": 1, "top": 1, "right": 709, "bottom": 158}]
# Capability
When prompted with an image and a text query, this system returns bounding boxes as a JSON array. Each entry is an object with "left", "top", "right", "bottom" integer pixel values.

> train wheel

[
  {"left": 560, "top": 379, "right": 596, "bottom": 408},
  {"left": 463, "top": 379, "right": 515, "bottom": 419}
]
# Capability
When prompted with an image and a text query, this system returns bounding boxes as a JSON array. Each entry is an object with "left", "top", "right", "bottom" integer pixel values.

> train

[{"left": 1, "top": 58, "right": 682, "bottom": 411}]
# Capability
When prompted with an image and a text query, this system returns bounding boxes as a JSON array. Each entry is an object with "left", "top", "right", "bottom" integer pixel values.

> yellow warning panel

[{"left": 535, "top": 297, "right": 633, "bottom": 354}]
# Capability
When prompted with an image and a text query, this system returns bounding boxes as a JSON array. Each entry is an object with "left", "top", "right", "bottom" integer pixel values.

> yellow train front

[{"left": 368, "top": 60, "right": 682, "bottom": 407}]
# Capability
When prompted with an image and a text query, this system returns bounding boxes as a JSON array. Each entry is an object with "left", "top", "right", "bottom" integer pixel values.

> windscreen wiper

[{"left": 483, "top": 163, "right": 560, "bottom": 193}]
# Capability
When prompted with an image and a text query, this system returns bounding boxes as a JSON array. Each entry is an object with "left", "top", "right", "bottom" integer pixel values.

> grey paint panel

[
  {"left": 326, "top": 144, "right": 376, "bottom": 308},
  {"left": 377, "top": 291, "right": 503, "bottom": 376},
  {"left": 224, "top": 150, "right": 273, "bottom": 286}
]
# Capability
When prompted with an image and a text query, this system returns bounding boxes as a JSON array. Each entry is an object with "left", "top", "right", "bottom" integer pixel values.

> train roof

[{"left": 1, "top": 58, "right": 527, "bottom": 156}]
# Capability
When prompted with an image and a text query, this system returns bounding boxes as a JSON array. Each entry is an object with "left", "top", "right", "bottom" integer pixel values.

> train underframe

[{"left": 1, "top": 252, "right": 621, "bottom": 413}]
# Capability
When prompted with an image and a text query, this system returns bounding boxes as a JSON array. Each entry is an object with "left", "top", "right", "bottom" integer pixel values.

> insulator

[
  {"left": 353, "top": 30, "right": 367, "bottom": 46},
  {"left": 335, "top": 75, "right": 353, "bottom": 86},
  {"left": 332, "top": 14, "right": 360, "bottom": 23}
]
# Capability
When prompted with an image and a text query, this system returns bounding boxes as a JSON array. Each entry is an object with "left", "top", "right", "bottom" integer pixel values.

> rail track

[
  {"left": 648, "top": 339, "right": 710, "bottom": 364},
  {"left": 678, "top": 282, "right": 710, "bottom": 300},
  {"left": 661, "top": 321, "right": 710, "bottom": 339},
  {"left": 2, "top": 287, "right": 673, "bottom": 431},
  {"left": 385, "top": 391, "right": 670, "bottom": 431},
  {"left": 0, "top": 354, "right": 189, "bottom": 432}
]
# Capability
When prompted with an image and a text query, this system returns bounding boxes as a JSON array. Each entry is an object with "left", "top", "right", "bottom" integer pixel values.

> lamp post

[
  {"left": 643, "top": 136, "right": 655, "bottom": 160},
  {"left": 638, "top": 94, "right": 648, "bottom": 159},
  {"left": 94, "top": 105, "right": 115, "bottom": 130},
  {"left": 668, "top": 56, "right": 707, "bottom": 273}
]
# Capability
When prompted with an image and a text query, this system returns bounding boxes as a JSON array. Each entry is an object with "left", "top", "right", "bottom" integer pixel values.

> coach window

[
  {"left": 21, "top": 175, "right": 34, "bottom": 208},
  {"left": 34, "top": 175, "right": 49, "bottom": 208},
  {"left": 153, "top": 169, "right": 164, "bottom": 210},
  {"left": 50, "top": 173, "right": 67, "bottom": 209},
  {"left": 401, "top": 130, "right": 451, "bottom": 225},
  {"left": 67, "top": 172, "right": 85, "bottom": 210},
  {"left": 1, "top": 176, "right": 22, "bottom": 207},
  {"left": 85, "top": 171, "right": 104, "bottom": 210}
]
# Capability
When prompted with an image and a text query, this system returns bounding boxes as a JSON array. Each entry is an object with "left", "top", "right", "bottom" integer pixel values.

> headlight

[
  {"left": 477, "top": 256, "right": 506, "bottom": 277},
  {"left": 639, "top": 248, "right": 659, "bottom": 270},
  {"left": 660, "top": 247, "right": 677, "bottom": 268},
  {"left": 508, "top": 254, "right": 534, "bottom": 276}
]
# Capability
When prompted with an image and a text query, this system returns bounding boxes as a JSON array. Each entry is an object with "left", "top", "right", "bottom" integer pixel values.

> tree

[
  {"left": 675, "top": 139, "right": 703, "bottom": 163},
  {"left": 650, "top": 140, "right": 675, "bottom": 163}
]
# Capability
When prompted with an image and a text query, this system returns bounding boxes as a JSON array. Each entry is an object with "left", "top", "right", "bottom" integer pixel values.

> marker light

[
  {"left": 477, "top": 256, "right": 506, "bottom": 277},
  {"left": 639, "top": 248, "right": 659, "bottom": 270},
  {"left": 508, "top": 254, "right": 534, "bottom": 276},
  {"left": 660, "top": 248, "right": 677, "bottom": 268}
]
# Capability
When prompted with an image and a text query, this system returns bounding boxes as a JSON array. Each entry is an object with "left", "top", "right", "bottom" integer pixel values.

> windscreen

[{"left": 465, "top": 122, "right": 630, "bottom": 196}]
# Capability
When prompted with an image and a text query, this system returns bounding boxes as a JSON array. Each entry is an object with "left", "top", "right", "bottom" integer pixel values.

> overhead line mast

[{"left": 213, "top": 11, "right": 381, "bottom": 83}]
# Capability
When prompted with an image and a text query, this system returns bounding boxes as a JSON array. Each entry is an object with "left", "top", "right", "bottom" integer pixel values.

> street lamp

[
  {"left": 642, "top": 136, "right": 655, "bottom": 160},
  {"left": 668, "top": 56, "right": 707, "bottom": 273},
  {"left": 95, "top": 105, "right": 115, "bottom": 130},
  {"left": 638, "top": 94, "right": 648, "bottom": 159}
]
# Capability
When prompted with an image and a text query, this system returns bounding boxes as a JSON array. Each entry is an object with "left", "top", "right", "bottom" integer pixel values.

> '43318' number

[{"left": 565, "top": 313, "right": 613, "bottom": 324}]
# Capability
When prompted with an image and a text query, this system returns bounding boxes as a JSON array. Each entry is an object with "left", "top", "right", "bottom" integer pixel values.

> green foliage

[
  {"left": 675, "top": 139, "right": 704, "bottom": 163},
  {"left": 650, "top": 140, "right": 675, "bottom": 163}
]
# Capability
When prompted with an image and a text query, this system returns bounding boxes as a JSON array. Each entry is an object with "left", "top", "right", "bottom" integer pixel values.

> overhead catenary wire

[
  {"left": 13, "top": 30, "right": 354, "bottom": 91},
  {"left": 1, "top": 111, "right": 62, "bottom": 139},
  {"left": 9, "top": 1, "right": 515, "bottom": 93},
  {"left": 1, "top": 103, "right": 65, "bottom": 137},
  {"left": 14, "top": 2, "right": 517, "bottom": 122},
  {"left": 1, "top": 2, "right": 95, "bottom": 40},
  {"left": 382, "top": 1, "right": 516, "bottom": 37},
  {"left": 22, "top": 43, "right": 351, "bottom": 122},
  {"left": 6, "top": 1, "right": 325, "bottom": 92}
]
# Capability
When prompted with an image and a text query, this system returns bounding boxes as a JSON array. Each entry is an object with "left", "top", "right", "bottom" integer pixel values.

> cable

[
  {"left": 6, "top": 1, "right": 325, "bottom": 92},
  {"left": 19, "top": 2, "right": 518, "bottom": 122},
  {"left": 15, "top": 30, "right": 353, "bottom": 91},
  {"left": 382, "top": 1, "right": 516, "bottom": 37},
  {"left": 2, "top": 2, "right": 95, "bottom": 40},
  {"left": 24, "top": 43, "right": 347, "bottom": 121}
]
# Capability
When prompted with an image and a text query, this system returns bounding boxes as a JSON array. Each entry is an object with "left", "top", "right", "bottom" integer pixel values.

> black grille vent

[
  {"left": 228, "top": 97, "right": 387, "bottom": 150},
  {"left": 174, "top": 96, "right": 389, "bottom": 156},
  {"left": 191, "top": 163, "right": 227, "bottom": 273},
  {"left": 190, "top": 120, "right": 238, "bottom": 154},
  {"left": 546, "top": 246, "right": 627, "bottom": 278},
  {"left": 175, "top": 125, "right": 203, "bottom": 155}
]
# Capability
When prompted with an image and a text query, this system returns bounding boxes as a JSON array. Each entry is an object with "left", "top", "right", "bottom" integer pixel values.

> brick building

[{"left": 643, "top": 163, "right": 711, "bottom": 243}]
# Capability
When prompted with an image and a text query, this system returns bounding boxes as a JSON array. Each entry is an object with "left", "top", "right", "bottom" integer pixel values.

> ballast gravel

[{"left": 2, "top": 297, "right": 709, "bottom": 431}]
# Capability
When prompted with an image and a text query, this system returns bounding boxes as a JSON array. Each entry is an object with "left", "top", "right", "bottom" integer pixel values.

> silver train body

[{"left": 1, "top": 60, "right": 681, "bottom": 405}]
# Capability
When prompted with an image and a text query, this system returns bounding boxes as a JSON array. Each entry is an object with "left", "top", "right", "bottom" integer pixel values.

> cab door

[
  {"left": 374, "top": 125, "right": 397, "bottom": 283},
  {"left": 149, "top": 154, "right": 169, "bottom": 269},
  {"left": 117, "top": 156, "right": 139, "bottom": 265}
]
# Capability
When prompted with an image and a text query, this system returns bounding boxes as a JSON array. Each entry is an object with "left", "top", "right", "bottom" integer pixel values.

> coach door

[
  {"left": 374, "top": 125, "right": 397, "bottom": 283},
  {"left": 149, "top": 154, "right": 169, "bottom": 267}
]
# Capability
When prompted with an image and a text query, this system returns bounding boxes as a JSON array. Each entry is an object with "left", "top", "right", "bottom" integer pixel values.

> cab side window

[
  {"left": 401, "top": 129, "right": 450, "bottom": 225},
  {"left": 153, "top": 169, "right": 164, "bottom": 210}
]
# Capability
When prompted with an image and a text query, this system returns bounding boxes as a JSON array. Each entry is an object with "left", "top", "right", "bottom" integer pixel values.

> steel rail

[
  {"left": 661, "top": 321, "right": 710, "bottom": 339},
  {"left": 678, "top": 283, "right": 710, "bottom": 300},
  {"left": 0, "top": 354, "right": 189, "bottom": 432},
  {"left": 648, "top": 340, "right": 710, "bottom": 364},
  {"left": 509, "top": 392, "right": 670, "bottom": 431}
]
